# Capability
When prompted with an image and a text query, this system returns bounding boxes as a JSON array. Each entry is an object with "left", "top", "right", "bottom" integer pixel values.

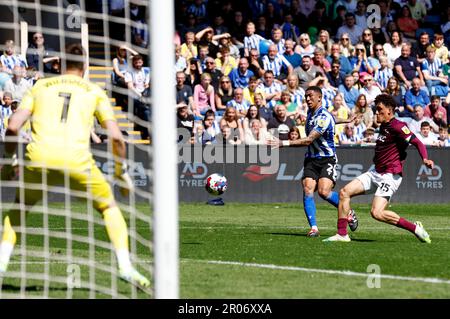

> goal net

[{"left": 0, "top": 0, "right": 178, "bottom": 299}]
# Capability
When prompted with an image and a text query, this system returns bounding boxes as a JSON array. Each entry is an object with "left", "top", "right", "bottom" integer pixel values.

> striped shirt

[
  {"left": 289, "top": 88, "right": 305, "bottom": 106},
  {"left": 0, "top": 54, "right": 27, "bottom": 71},
  {"left": 187, "top": 3, "right": 207, "bottom": 18},
  {"left": 338, "top": 131, "right": 361, "bottom": 144},
  {"left": 421, "top": 57, "right": 443, "bottom": 77},
  {"left": 226, "top": 99, "right": 250, "bottom": 114},
  {"left": 271, "top": 39, "right": 286, "bottom": 55},
  {"left": 0, "top": 105, "right": 13, "bottom": 141},
  {"left": 131, "top": 20, "right": 149, "bottom": 47},
  {"left": 354, "top": 122, "right": 367, "bottom": 140},
  {"left": 262, "top": 54, "right": 291, "bottom": 77},
  {"left": 258, "top": 82, "right": 283, "bottom": 108},
  {"left": 374, "top": 67, "right": 393, "bottom": 90},
  {"left": 321, "top": 87, "right": 337, "bottom": 109},
  {"left": 305, "top": 107, "right": 336, "bottom": 158},
  {"left": 244, "top": 34, "right": 266, "bottom": 53}
]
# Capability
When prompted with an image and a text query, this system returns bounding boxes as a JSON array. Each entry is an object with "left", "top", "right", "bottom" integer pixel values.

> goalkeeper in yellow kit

[{"left": 0, "top": 43, "right": 150, "bottom": 290}]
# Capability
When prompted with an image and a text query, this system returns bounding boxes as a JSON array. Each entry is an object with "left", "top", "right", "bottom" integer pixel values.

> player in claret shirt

[{"left": 324, "top": 94, "right": 434, "bottom": 243}]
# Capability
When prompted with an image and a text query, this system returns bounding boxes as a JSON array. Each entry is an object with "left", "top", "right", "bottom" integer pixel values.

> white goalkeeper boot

[
  {"left": 0, "top": 242, "right": 14, "bottom": 275},
  {"left": 119, "top": 267, "right": 150, "bottom": 290},
  {"left": 0, "top": 261, "right": 7, "bottom": 274}
]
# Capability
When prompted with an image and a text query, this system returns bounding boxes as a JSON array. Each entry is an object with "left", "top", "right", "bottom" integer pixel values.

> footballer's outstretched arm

[
  {"left": 268, "top": 130, "right": 321, "bottom": 148},
  {"left": 409, "top": 135, "right": 434, "bottom": 169},
  {"left": 286, "top": 130, "right": 321, "bottom": 147},
  {"left": 4, "top": 109, "right": 32, "bottom": 156}
]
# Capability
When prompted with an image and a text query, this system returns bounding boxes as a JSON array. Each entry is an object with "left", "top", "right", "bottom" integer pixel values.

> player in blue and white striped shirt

[
  {"left": 243, "top": 22, "right": 266, "bottom": 57},
  {"left": 421, "top": 46, "right": 448, "bottom": 96},
  {"left": 270, "top": 86, "right": 358, "bottom": 237}
]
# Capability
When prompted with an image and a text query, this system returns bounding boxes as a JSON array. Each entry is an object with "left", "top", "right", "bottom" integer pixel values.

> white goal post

[{"left": 150, "top": 0, "right": 179, "bottom": 299}]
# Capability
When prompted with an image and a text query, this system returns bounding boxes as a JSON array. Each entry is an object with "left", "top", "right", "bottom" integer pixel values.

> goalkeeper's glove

[
  {"left": 1, "top": 153, "right": 18, "bottom": 181},
  {"left": 114, "top": 161, "right": 134, "bottom": 196}
]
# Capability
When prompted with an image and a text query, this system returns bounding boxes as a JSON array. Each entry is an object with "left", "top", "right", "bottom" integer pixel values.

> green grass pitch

[{"left": 1, "top": 202, "right": 450, "bottom": 298}]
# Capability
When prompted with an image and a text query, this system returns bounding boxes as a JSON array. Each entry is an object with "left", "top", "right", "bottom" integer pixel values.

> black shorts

[{"left": 302, "top": 156, "right": 337, "bottom": 184}]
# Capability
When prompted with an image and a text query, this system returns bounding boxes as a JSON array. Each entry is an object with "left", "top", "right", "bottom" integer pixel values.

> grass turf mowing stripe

[{"left": 185, "top": 259, "right": 450, "bottom": 285}]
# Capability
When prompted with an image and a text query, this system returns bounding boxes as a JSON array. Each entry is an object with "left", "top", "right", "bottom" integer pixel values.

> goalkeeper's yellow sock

[
  {"left": 0, "top": 216, "right": 17, "bottom": 269},
  {"left": 103, "top": 207, "right": 132, "bottom": 272}
]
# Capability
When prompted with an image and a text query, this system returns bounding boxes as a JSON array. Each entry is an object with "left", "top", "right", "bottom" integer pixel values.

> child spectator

[
  {"left": 244, "top": 22, "right": 266, "bottom": 57},
  {"left": 243, "top": 76, "right": 264, "bottom": 105},
  {"left": 288, "top": 126, "right": 302, "bottom": 141},
  {"left": 417, "top": 121, "right": 439, "bottom": 146},
  {"left": 437, "top": 126, "right": 450, "bottom": 147},
  {"left": 432, "top": 32, "right": 449, "bottom": 64},
  {"left": 180, "top": 32, "right": 198, "bottom": 61},
  {"left": 374, "top": 56, "right": 393, "bottom": 90},
  {"left": 215, "top": 47, "right": 237, "bottom": 76}
]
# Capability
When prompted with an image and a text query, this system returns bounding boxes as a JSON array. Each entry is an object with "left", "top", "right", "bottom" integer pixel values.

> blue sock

[
  {"left": 303, "top": 193, "right": 317, "bottom": 228},
  {"left": 325, "top": 191, "right": 339, "bottom": 208}
]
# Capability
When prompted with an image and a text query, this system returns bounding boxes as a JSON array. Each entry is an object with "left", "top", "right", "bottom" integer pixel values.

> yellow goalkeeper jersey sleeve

[{"left": 19, "top": 74, "right": 116, "bottom": 169}]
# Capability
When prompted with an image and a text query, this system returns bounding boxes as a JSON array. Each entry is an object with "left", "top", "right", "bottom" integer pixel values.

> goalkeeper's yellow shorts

[{"left": 17, "top": 163, "right": 114, "bottom": 212}]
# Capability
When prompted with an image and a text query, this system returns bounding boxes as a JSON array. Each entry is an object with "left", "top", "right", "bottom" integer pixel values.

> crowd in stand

[{"left": 174, "top": 0, "right": 450, "bottom": 147}]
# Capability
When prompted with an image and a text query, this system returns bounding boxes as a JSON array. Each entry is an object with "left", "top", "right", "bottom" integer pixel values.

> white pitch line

[
  {"left": 189, "top": 259, "right": 450, "bottom": 285},
  {"left": 179, "top": 226, "right": 450, "bottom": 231}
]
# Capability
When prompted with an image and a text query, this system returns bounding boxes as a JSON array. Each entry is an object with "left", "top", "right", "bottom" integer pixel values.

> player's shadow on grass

[
  {"left": 349, "top": 238, "right": 376, "bottom": 242},
  {"left": 267, "top": 232, "right": 376, "bottom": 242},
  {"left": 1, "top": 283, "right": 91, "bottom": 293},
  {"left": 267, "top": 232, "right": 311, "bottom": 237}
]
